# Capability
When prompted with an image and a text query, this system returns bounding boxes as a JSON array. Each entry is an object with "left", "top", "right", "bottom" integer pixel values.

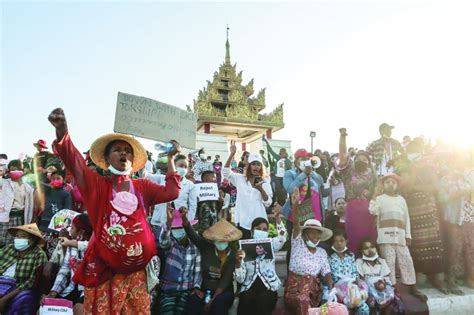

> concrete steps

[{"left": 229, "top": 251, "right": 474, "bottom": 314}]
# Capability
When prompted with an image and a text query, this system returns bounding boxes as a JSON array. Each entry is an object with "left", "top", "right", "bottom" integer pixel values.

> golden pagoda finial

[{"left": 225, "top": 25, "right": 230, "bottom": 65}]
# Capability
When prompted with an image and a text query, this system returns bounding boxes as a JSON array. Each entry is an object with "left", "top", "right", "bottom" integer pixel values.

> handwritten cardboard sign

[
  {"left": 195, "top": 183, "right": 219, "bottom": 201},
  {"left": 114, "top": 92, "right": 197, "bottom": 148},
  {"left": 239, "top": 238, "right": 274, "bottom": 262}
]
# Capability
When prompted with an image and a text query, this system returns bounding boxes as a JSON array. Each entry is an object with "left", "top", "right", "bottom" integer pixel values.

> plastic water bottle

[
  {"left": 204, "top": 290, "right": 212, "bottom": 304},
  {"left": 154, "top": 141, "right": 174, "bottom": 154}
]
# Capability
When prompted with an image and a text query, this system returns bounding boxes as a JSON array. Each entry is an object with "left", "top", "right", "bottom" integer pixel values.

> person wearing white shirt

[
  {"left": 148, "top": 154, "right": 197, "bottom": 226},
  {"left": 223, "top": 141, "right": 273, "bottom": 239}
]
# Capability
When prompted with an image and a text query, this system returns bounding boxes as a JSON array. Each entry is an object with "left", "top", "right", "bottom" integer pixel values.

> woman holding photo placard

[{"left": 234, "top": 203, "right": 287, "bottom": 315}]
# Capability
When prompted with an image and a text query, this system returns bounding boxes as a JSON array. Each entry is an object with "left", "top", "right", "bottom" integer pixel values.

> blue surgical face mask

[
  {"left": 171, "top": 228, "right": 186, "bottom": 240},
  {"left": 176, "top": 167, "right": 187, "bottom": 178},
  {"left": 215, "top": 241, "right": 229, "bottom": 251},
  {"left": 14, "top": 238, "right": 30, "bottom": 251},
  {"left": 253, "top": 229, "right": 269, "bottom": 239}
]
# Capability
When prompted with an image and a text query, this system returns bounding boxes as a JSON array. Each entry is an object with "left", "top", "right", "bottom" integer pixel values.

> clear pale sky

[{"left": 2, "top": 0, "right": 473, "bottom": 160}]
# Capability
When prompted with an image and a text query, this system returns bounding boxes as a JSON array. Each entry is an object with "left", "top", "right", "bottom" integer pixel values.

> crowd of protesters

[{"left": 0, "top": 108, "right": 473, "bottom": 315}]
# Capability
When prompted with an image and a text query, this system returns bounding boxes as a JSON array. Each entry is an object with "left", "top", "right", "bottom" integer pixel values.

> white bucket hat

[{"left": 301, "top": 219, "right": 333, "bottom": 241}]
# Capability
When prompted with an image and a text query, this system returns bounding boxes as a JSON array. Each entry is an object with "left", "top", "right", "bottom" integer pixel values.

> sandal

[{"left": 448, "top": 285, "right": 465, "bottom": 296}]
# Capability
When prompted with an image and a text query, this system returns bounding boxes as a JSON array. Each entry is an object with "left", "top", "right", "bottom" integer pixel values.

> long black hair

[{"left": 251, "top": 217, "right": 269, "bottom": 231}]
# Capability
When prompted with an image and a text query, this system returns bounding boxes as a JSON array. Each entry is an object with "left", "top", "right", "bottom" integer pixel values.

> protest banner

[
  {"left": 113, "top": 92, "right": 197, "bottom": 149},
  {"left": 239, "top": 238, "right": 274, "bottom": 262},
  {"left": 39, "top": 298, "right": 73, "bottom": 315},
  {"left": 195, "top": 183, "right": 219, "bottom": 202},
  {"left": 47, "top": 209, "right": 79, "bottom": 232}
]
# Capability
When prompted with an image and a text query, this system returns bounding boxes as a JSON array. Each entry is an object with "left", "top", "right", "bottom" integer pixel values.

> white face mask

[
  {"left": 305, "top": 239, "right": 320, "bottom": 249},
  {"left": 407, "top": 153, "right": 422, "bottom": 162},
  {"left": 108, "top": 164, "right": 132, "bottom": 176},
  {"left": 253, "top": 229, "right": 269, "bottom": 239},
  {"left": 199, "top": 153, "right": 206, "bottom": 160},
  {"left": 363, "top": 254, "right": 379, "bottom": 261},
  {"left": 331, "top": 246, "right": 347, "bottom": 254},
  {"left": 14, "top": 238, "right": 30, "bottom": 251},
  {"left": 299, "top": 160, "right": 311, "bottom": 172}
]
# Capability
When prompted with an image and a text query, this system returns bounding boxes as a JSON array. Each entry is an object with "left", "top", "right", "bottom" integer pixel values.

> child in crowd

[
  {"left": 195, "top": 171, "right": 220, "bottom": 233},
  {"left": 355, "top": 238, "right": 398, "bottom": 313},
  {"left": 369, "top": 174, "right": 426, "bottom": 301},
  {"left": 44, "top": 214, "right": 92, "bottom": 315},
  {"left": 329, "top": 230, "right": 369, "bottom": 315}
]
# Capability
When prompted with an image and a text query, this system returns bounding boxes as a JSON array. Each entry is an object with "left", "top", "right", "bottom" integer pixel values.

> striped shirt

[{"left": 369, "top": 194, "right": 411, "bottom": 245}]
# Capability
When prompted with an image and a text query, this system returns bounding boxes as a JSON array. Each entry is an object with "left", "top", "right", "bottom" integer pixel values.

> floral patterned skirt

[
  {"left": 84, "top": 270, "right": 150, "bottom": 315},
  {"left": 284, "top": 271, "right": 323, "bottom": 315}
]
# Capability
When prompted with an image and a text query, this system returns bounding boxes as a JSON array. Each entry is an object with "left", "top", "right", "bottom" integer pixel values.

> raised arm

[
  {"left": 224, "top": 140, "right": 237, "bottom": 168},
  {"left": 158, "top": 204, "right": 175, "bottom": 249},
  {"left": 263, "top": 136, "right": 280, "bottom": 161},
  {"left": 338, "top": 128, "right": 349, "bottom": 166},
  {"left": 49, "top": 108, "right": 68, "bottom": 142},
  {"left": 180, "top": 207, "right": 207, "bottom": 250},
  {"left": 49, "top": 108, "right": 103, "bottom": 225},
  {"left": 291, "top": 188, "right": 301, "bottom": 238}
]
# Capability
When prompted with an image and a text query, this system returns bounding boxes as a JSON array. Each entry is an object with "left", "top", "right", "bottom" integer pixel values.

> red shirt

[{"left": 54, "top": 132, "right": 181, "bottom": 286}]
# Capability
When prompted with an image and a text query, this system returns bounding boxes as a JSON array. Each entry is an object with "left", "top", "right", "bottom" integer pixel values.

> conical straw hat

[
  {"left": 90, "top": 133, "right": 147, "bottom": 172},
  {"left": 203, "top": 219, "right": 242, "bottom": 242},
  {"left": 8, "top": 223, "right": 45, "bottom": 244}
]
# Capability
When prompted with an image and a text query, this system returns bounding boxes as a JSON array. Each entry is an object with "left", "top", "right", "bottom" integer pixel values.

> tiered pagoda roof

[{"left": 191, "top": 28, "right": 284, "bottom": 142}]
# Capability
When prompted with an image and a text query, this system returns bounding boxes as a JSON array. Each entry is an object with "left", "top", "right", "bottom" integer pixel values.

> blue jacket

[{"left": 282, "top": 168, "right": 329, "bottom": 220}]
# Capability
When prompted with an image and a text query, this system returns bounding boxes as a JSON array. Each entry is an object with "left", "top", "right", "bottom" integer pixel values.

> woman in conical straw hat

[
  {"left": 48, "top": 108, "right": 181, "bottom": 314},
  {"left": 0, "top": 223, "right": 47, "bottom": 314},
  {"left": 178, "top": 207, "right": 241, "bottom": 315}
]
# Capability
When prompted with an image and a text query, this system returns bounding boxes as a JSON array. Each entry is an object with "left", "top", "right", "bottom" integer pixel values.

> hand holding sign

[
  {"left": 236, "top": 249, "right": 246, "bottom": 268},
  {"left": 167, "top": 140, "right": 181, "bottom": 158}
]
